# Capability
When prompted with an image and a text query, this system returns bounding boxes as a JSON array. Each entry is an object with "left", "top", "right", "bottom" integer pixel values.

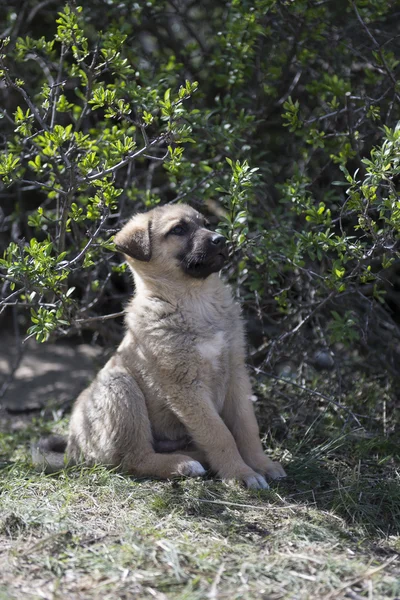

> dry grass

[
  {"left": 0, "top": 367, "right": 399, "bottom": 599},
  {"left": 0, "top": 463, "right": 399, "bottom": 600}
]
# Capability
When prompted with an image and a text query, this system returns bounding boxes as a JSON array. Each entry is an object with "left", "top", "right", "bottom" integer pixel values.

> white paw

[
  {"left": 178, "top": 460, "right": 206, "bottom": 478},
  {"left": 243, "top": 473, "right": 269, "bottom": 490}
]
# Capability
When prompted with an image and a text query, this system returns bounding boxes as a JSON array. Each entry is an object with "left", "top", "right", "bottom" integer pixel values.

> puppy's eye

[{"left": 169, "top": 224, "right": 186, "bottom": 236}]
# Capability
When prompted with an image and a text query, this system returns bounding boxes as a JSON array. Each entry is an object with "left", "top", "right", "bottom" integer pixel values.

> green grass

[{"left": 0, "top": 370, "right": 399, "bottom": 599}]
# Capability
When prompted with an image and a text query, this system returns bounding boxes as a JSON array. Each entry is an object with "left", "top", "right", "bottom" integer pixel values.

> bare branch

[
  {"left": 50, "top": 43, "right": 66, "bottom": 130},
  {"left": 75, "top": 44, "right": 100, "bottom": 132},
  {"left": 0, "top": 286, "right": 26, "bottom": 314},
  {"left": 168, "top": 171, "right": 218, "bottom": 204},
  {"left": 277, "top": 291, "right": 337, "bottom": 345},
  {"left": 57, "top": 209, "right": 110, "bottom": 270},
  {"left": 0, "top": 57, "right": 48, "bottom": 131},
  {"left": 75, "top": 310, "right": 125, "bottom": 324},
  {"left": 351, "top": 0, "right": 400, "bottom": 103},
  {"left": 85, "top": 134, "right": 169, "bottom": 183},
  {"left": 250, "top": 366, "right": 363, "bottom": 426}
]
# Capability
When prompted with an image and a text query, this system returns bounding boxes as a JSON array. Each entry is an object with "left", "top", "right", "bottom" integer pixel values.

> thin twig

[
  {"left": 325, "top": 555, "right": 397, "bottom": 600},
  {"left": 85, "top": 134, "right": 169, "bottom": 182},
  {"left": 277, "top": 291, "right": 336, "bottom": 345},
  {"left": 75, "top": 311, "right": 125, "bottom": 324},
  {"left": 208, "top": 563, "right": 225, "bottom": 599},
  {"left": 0, "top": 62, "right": 48, "bottom": 131},
  {"left": 0, "top": 108, "right": 16, "bottom": 126},
  {"left": 19, "top": 179, "right": 66, "bottom": 196},
  {"left": 75, "top": 43, "right": 100, "bottom": 132},
  {"left": 58, "top": 209, "right": 109, "bottom": 270},
  {"left": 168, "top": 171, "right": 218, "bottom": 204},
  {"left": 250, "top": 366, "right": 363, "bottom": 426},
  {"left": 0, "top": 286, "right": 26, "bottom": 313},
  {"left": 305, "top": 105, "right": 364, "bottom": 125},
  {"left": 351, "top": 0, "right": 400, "bottom": 103},
  {"left": 169, "top": 0, "right": 208, "bottom": 54},
  {"left": 140, "top": 124, "right": 149, "bottom": 147},
  {"left": 17, "top": 531, "right": 71, "bottom": 557},
  {"left": 276, "top": 69, "right": 302, "bottom": 107},
  {"left": 50, "top": 43, "right": 66, "bottom": 130},
  {"left": 196, "top": 498, "right": 300, "bottom": 510}
]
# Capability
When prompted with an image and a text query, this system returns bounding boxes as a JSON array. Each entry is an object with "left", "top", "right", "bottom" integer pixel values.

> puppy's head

[{"left": 114, "top": 204, "right": 228, "bottom": 280}]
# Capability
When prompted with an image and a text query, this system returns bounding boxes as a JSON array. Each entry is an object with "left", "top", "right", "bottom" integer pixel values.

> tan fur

[{"left": 35, "top": 204, "right": 286, "bottom": 489}]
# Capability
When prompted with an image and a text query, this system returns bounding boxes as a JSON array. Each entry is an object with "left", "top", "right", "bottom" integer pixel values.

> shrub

[{"left": 1, "top": 0, "right": 399, "bottom": 382}]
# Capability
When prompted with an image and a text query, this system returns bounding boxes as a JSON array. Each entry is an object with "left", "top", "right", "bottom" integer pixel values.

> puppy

[{"left": 33, "top": 204, "right": 286, "bottom": 489}]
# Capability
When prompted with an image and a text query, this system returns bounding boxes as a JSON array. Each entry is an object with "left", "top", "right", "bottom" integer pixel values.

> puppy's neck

[{"left": 132, "top": 271, "right": 223, "bottom": 305}]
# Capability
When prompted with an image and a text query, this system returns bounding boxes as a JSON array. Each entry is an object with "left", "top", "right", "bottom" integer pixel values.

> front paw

[
  {"left": 220, "top": 466, "right": 270, "bottom": 490},
  {"left": 251, "top": 456, "right": 287, "bottom": 480},
  {"left": 242, "top": 472, "right": 270, "bottom": 490}
]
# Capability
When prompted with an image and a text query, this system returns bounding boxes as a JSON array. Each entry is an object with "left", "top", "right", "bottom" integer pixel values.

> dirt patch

[{"left": 0, "top": 335, "right": 105, "bottom": 413}]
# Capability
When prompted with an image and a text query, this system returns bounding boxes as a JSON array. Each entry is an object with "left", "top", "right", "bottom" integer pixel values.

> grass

[{"left": 0, "top": 369, "right": 399, "bottom": 599}]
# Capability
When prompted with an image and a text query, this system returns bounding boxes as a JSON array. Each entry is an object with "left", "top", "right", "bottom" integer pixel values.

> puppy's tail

[{"left": 31, "top": 435, "right": 73, "bottom": 473}]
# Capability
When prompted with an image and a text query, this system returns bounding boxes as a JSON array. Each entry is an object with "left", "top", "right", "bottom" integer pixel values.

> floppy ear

[{"left": 114, "top": 214, "right": 152, "bottom": 262}]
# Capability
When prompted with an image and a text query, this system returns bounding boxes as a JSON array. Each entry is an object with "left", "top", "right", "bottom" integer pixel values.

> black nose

[{"left": 210, "top": 234, "right": 226, "bottom": 247}]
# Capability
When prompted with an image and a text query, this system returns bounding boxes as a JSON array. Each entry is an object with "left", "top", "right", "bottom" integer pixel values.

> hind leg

[
  {"left": 167, "top": 447, "right": 209, "bottom": 468},
  {"left": 67, "top": 362, "right": 206, "bottom": 479}
]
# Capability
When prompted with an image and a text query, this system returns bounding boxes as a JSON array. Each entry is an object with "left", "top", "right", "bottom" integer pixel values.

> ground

[{"left": 0, "top": 339, "right": 399, "bottom": 599}]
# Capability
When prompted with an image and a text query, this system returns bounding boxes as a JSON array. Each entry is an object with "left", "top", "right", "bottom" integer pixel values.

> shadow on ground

[{"left": 0, "top": 334, "right": 105, "bottom": 412}]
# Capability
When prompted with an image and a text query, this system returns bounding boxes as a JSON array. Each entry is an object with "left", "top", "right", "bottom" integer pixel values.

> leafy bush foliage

[{"left": 1, "top": 0, "right": 400, "bottom": 382}]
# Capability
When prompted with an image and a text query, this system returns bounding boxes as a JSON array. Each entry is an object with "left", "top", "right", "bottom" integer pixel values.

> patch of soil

[{"left": 0, "top": 335, "right": 105, "bottom": 414}]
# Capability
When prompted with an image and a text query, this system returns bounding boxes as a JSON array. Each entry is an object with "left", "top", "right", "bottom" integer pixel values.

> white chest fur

[{"left": 196, "top": 331, "right": 225, "bottom": 361}]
